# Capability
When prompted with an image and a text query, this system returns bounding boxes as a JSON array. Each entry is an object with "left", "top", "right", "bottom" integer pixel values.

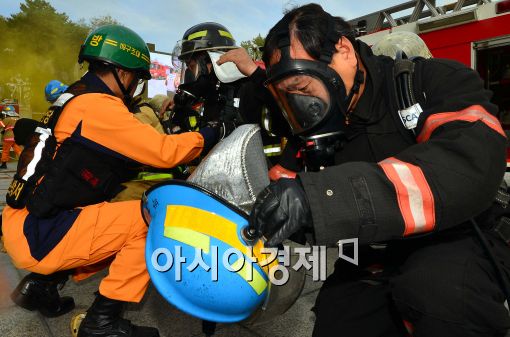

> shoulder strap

[
  {"left": 44, "top": 93, "right": 75, "bottom": 129},
  {"left": 392, "top": 52, "right": 425, "bottom": 136},
  {"left": 41, "top": 81, "right": 97, "bottom": 131},
  {"left": 219, "top": 82, "right": 244, "bottom": 124}
]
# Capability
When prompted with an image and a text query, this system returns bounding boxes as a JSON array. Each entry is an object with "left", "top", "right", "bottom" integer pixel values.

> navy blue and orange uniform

[{"left": 2, "top": 72, "right": 204, "bottom": 302}]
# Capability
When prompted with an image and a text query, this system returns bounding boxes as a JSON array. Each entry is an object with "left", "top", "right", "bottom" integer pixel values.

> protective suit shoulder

[{"left": 136, "top": 105, "right": 164, "bottom": 133}]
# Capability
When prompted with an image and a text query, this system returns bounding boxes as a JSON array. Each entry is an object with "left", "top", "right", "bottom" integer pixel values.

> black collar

[
  {"left": 349, "top": 41, "right": 386, "bottom": 123},
  {"left": 79, "top": 72, "right": 116, "bottom": 96}
]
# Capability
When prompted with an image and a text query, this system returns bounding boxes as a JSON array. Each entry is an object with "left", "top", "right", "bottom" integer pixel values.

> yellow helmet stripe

[
  {"left": 218, "top": 30, "right": 233, "bottom": 40},
  {"left": 164, "top": 226, "right": 210, "bottom": 254},
  {"left": 231, "top": 257, "right": 267, "bottom": 295},
  {"left": 163, "top": 205, "right": 269, "bottom": 293},
  {"left": 104, "top": 38, "right": 118, "bottom": 47},
  {"left": 187, "top": 30, "right": 208, "bottom": 41},
  {"left": 164, "top": 205, "right": 278, "bottom": 269},
  {"left": 188, "top": 116, "right": 197, "bottom": 128},
  {"left": 137, "top": 173, "right": 173, "bottom": 181},
  {"left": 141, "top": 54, "right": 150, "bottom": 63},
  {"left": 164, "top": 224, "right": 268, "bottom": 295},
  {"left": 164, "top": 205, "right": 250, "bottom": 257}
]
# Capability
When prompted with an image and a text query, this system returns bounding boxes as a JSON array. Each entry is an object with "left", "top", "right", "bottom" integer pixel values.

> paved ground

[{"left": 0, "top": 164, "right": 338, "bottom": 337}]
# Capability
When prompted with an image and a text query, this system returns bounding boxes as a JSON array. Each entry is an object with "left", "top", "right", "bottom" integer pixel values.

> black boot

[
  {"left": 0, "top": 162, "right": 7, "bottom": 169},
  {"left": 11, "top": 271, "right": 75, "bottom": 317},
  {"left": 78, "top": 293, "right": 159, "bottom": 337}
]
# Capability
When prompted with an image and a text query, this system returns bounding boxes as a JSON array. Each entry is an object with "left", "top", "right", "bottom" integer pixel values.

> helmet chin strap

[{"left": 110, "top": 67, "right": 139, "bottom": 105}]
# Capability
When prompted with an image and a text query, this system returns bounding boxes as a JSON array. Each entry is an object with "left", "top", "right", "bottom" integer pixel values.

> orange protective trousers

[
  {"left": 2, "top": 92, "right": 203, "bottom": 303},
  {"left": 1, "top": 140, "right": 21, "bottom": 163},
  {"left": 2, "top": 200, "right": 150, "bottom": 302}
]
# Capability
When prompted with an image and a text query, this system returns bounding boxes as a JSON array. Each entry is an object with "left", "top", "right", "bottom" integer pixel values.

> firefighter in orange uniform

[
  {"left": 2, "top": 25, "right": 221, "bottom": 337},
  {"left": 0, "top": 105, "right": 22, "bottom": 169}
]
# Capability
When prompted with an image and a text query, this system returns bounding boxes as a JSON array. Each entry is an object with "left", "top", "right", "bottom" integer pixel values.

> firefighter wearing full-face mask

[
  {"left": 247, "top": 4, "right": 510, "bottom": 337},
  {"left": 166, "top": 22, "right": 286, "bottom": 162}
]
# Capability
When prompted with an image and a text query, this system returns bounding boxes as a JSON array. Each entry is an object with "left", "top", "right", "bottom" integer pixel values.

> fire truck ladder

[{"left": 349, "top": 0, "right": 491, "bottom": 35}]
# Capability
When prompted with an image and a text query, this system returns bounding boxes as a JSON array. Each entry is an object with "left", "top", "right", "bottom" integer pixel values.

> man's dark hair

[
  {"left": 88, "top": 60, "right": 113, "bottom": 76},
  {"left": 263, "top": 3, "right": 354, "bottom": 65}
]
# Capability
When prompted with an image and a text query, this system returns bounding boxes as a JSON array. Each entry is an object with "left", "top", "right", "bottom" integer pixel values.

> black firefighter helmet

[{"left": 178, "top": 22, "right": 237, "bottom": 61}]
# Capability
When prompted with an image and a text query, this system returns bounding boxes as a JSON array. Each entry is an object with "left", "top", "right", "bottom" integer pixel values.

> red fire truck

[
  {"left": 150, "top": 60, "right": 170, "bottom": 80},
  {"left": 349, "top": 0, "right": 510, "bottom": 127},
  {"left": 349, "top": 0, "right": 510, "bottom": 169}
]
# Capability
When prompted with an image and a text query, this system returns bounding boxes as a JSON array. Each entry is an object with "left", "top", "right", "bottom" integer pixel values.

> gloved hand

[
  {"left": 205, "top": 121, "right": 237, "bottom": 140},
  {"left": 219, "top": 120, "right": 237, "bottom": 139},
  {"left": 198, "top": 121, "right": 237, "bottom": 155},
  {"left": 249, "top": 178, "right": 313, "bottom": 247},
  {"left": 198, "top": 125, "right": 221, "bottom": 155}
]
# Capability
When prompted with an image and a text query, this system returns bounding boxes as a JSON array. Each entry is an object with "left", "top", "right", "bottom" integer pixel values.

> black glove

[
  {"left": 205, "top": 120, "right": 237, "bottom": 139},
  {"left": 198, "top": 121, "right": 237, "bottom": 155},
  {"left": 219, "top": 120, "right": 237, "bottom": 139},
  {"left": 198, "top": 125, "right": 221, "bottom": 155},
  {"left": 249, "top": 178, "right": 313, "bottom": 247}
]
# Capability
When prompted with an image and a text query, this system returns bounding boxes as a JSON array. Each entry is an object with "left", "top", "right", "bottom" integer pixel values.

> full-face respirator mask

[{"left": 264, "top": 14, "right": 364, "bottom": 171}]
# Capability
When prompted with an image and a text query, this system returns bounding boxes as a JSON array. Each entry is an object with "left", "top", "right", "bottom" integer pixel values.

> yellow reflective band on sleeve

[
  {"left": 263, "top": 145, "right": 282, "bottom": 156},
  {"left": 137, "top": 172, "right": 173, "bottom": 181},
  {"left": 188, "top": 30, "right": 208, "bottom": 41},
  {"left": 218, "top": 30, "right": 233, "bottom": 40},
  {"left": 231, "top": 258, "right": 267, "bottom": 295},
  {"left": 164, "top": 226, "right": 210, "bottom": 254},
  {"left": 189, "top": 116, "right": 197, "bottom": 128}
]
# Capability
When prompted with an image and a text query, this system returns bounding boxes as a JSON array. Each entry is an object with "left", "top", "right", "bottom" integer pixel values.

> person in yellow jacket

[
  {"left": 0, "top": 105, "right": 22, "bottom": 169},
  {"left": 2, "top": 25, "right": 221, "bottom": 337}
]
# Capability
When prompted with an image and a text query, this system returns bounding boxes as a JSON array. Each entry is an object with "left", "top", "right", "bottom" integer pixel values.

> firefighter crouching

[
  {"left": 110, "top": 95, "right": 181, "bottom": 202},
  {"left": 2, "top": 24, "right": 221, "bottom": 337},
  {"left": 248, "top": 4, "right": 510, "bottom": 337}
]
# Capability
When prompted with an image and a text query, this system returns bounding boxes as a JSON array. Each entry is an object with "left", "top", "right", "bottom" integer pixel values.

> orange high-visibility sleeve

[{"left": 55, "top": 93, "right": 204, "bottom": 168}]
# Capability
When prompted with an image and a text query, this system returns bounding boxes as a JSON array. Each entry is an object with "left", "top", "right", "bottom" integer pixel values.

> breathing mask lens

[
  {"left": 267, "top": 74, "right": 331, "bottom": 135},
  {"left": 181, "top": 67, "right": 196, "bottom": 84},
  {"left": 180, "top": 53, "right": 211, "bottom": 85}
]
